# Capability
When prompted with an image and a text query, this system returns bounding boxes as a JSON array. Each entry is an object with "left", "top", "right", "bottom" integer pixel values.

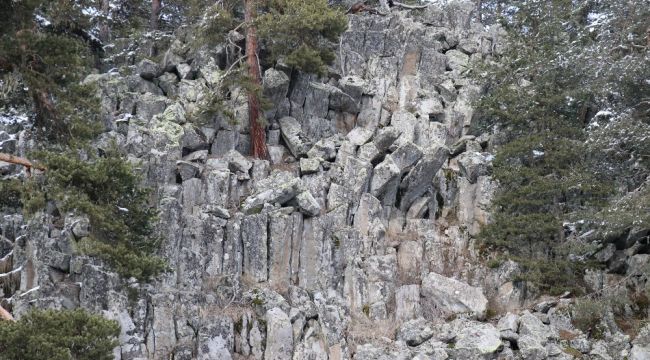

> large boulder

[
  {"left": 263, "top": 68, "right": 290, "bottom": 105},
  {"left": 452, "top": 322, "right": 502, "bottom": 358},
  {"left": 421, "top": 272, "right": 488, "bottom": 319},
  {"left": 241, "top": 177, "right": 302, "bottom": 214}
]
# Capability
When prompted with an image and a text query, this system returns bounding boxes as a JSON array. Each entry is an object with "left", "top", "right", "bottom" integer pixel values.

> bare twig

[{"left": 392, "top": 1, "right": 429, "bottom": 10}]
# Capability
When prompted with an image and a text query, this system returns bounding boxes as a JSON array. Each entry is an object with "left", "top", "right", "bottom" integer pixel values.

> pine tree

[
  {"left": 475, "top": 0, "right": 649, "bottom": 294},
  {"left": 202, "top": 0, "right": 347, "bottom": 158},
  {"left": 0, "top": 309, "right": 120, "bottom": 360}
]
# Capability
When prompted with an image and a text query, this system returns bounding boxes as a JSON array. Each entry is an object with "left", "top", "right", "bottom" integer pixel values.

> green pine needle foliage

[
  {"left": 23, "top": 148, "right": 167, "bottom": 281},
  {"left": 0, "top": 308, "right": 120, "bottom": 360},
  {"left": 257, "top": 0, "right": 348, "bottom": 75}
]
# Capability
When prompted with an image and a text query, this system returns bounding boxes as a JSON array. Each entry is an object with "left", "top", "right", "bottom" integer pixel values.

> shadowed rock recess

[{"left": 1, "top": 1, "right": 649, "bottom": 359}]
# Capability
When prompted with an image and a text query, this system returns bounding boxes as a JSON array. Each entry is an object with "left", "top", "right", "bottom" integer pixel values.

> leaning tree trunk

[{"left": 244, "top": 0, "right": 268, "bottom": 159}]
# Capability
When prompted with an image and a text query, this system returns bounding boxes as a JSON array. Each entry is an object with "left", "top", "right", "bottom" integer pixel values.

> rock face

[
  {"left": 9, "top": 2, "right": 639, "bottom": 360},
  {"left": 421, "top": 272, "right": 488, "bottom": 319}
]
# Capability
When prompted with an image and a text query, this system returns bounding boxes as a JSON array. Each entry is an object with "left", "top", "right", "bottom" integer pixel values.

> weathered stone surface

[
  {"left": 265, "top": 308, "right": 294, "bottom": 360},
  {"left": 241, "top": 177, "right": 302, "bottom": 214},
  {"left": 263, "top": 68, "right": 290, "bottom": 105},
  {"left": 395, "top": 285, "right": 421, "bottom": 321},
  {"left": 398, "top": 318, "right": 434, "bottom": 346},
  {"left": 347, "top": 127, "right": 374, "bottom": 146},
  {"left": 300, "top": 158, "right": 320, "bottom": 175},
  {"left": 307, "top": 138, "right": 337, "bottom": 161},
  {"left": 519, "top": 311, "right": 557, "bottom": 343},
  {"left": 295, "top": 191, "right": 321, "bottom": 217},
  {"left": 373, "top": 126, "right": 401, "bottom": 152},
  {"left": 390, "top": 142, "right": 423, "bottom": 172},
  {"left": 421, "top": 272, "right": 488, "bottom": 319},
  {"left": 518, "top": 335, "right": 547, "bottom": 360},
  {"left": 176, "top": 160, "right": 202, "bottom": 180},
  {"left": 453, "top": 322, "right": 502, "bottom": 358},
  {"left": 370, "top": 156, "right": 400, "bottom": 200},
  {"left": 224, "top": 150, "right": 252, "bottom": 174},
  {"left": 279, "top": 116, "right": 311, "bottom": 157},
  {"left": 457, "top": 151, "right": 489, "bottom": 183},
  {"left": 138, "top": 59, "right": 161, "bottom": 80},
  {"left": 399, "top": 144, "right": 449, "bottom": 211}
]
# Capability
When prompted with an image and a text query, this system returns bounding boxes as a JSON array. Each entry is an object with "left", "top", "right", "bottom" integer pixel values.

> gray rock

[
  {"left": 181, "top": 124, "right": 208, "bottom": 152},
  {"left": 300, "top": 158, "right": 320, "bottom": 175},
  {"left": 294, "top": 191, "right": 321, "bottom": 217},
  {"left": 264, "top": 308, "right": 293, "bottom": 360},
  {"left": 519, "top": 311, "right": 556, "bottom": 343},
  {"left": 453, "top": 322, "right": 502, "bottom": 358},
  {"left": 396, "top": 285, "right": 421, "bottom": 321},
  {"left": 177, "top": 63, "right": 195, "bottom": 80},
  {"left": 263, "top": 68, "right": 290, "bottom": 105},
  {"left": 241, "top": 177, "right": 302, "bottom": 214},
  {"left": 176, "top": 160, "right": 202, "bottom": 180},
  {"left": 279, "top": 116, "right": 311, "bottom": 158},
  {"left": 398, "top": 145, "right": 448, "bottom": 211},
  {"left": 370, "top": 157, "right": 400, "bottom": 200},
  {"left": 390, "top": 142, "right": 423, "bottom": 173},
  {"left": 631, "top": 345, "right": 650, "bottom": 360},
  {"left": 267, "top": 145, "right": 286, "bottom": 165},
  {"left": 398, "top": 318, "right": 434, "bottom": 346},
  {"left": 212, "top": 130, "right": 238, "bottom": 156},
  {"left": 224, "top": 150, "right": 252, "bottom": 174},
  {"left": 307, "top": 138, "right": 337, "bottom": 161},
  {"left": 446, "top": 49, "right": 470, "bottom": 72},
  {"left": 346, "top": 127, "right": 374, "bottom": 146},
  {"left": 373, "top": 126, "right": 401, "bottom": 153},
  {"left": 421, "top": 272, "right": 488, "bottom": 319},
  {"left": 358, "top": 142, "right": 381, "bottom": 163},
  {"left": 135, "top": 93, "right": 167, "bottom": 121},
  {"left": 498, "top": 313, "right": 519, "bottom": 332},
  {"left": 518, "top": 335, "right": 547, "bottom": 360},
  {"left": 138, "top": 59, "right": 161, "bottom": 80},
  {"left": 457, "top": 151, "right": 489, "bottom": 183}
]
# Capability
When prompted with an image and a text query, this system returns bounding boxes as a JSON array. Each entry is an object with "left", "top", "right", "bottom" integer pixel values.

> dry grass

[
  {"left": 559, "top": 329, "right": 579, "bottom": 341},
  {"left": 346, "top": 316, "right": 401, "bottom": 352}
]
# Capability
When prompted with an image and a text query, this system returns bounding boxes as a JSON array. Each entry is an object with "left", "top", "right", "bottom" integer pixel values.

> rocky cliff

[{"left": 1, "top": 1, "right": 648, "bottom": 359}]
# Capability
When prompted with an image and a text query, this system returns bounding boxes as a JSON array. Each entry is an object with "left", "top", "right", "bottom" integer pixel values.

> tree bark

[
  {"left": 151, "top": 0, "right": 161, "bottom": 30},
  {"left": 245, "top": 0, "right": 268, "bottom": 159},
  {"left": 99, "top": 0, "right": 110, "bottom": 42},
  {"left": 0, "top": 153, "right": 45, "bottom": 171}
]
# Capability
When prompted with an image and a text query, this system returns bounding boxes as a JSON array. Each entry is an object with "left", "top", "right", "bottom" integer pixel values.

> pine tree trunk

[
  {"left": 151, "top": 0, "right": 161, "bottom": 30},
  {"left": 99, "top": 0, "right": 110, "bottom": 42},
  {"left": 245, "top": 0, "right": 268, "bottom": 159}
]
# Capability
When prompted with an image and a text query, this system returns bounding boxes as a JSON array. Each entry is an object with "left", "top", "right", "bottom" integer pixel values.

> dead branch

[
  {"left": 392, "top": 1, "right": 429, "bottom": 10},
  {"left": 0, "top": 153, "right": 46, "bottom": 172},
  {"left": 0, "top": 305, "right": 14, "bottom": 321}
]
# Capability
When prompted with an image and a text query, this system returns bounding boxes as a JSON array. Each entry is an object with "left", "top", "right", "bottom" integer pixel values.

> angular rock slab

[
  {"left": 279, "top": 116, "right": 311, "bottom": 158},
  {"left": 421, "top": 272, "right": 488, "bottom": 319},
  {"left": 264, "top": 307, "right": 294, "bottom": 360}
]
